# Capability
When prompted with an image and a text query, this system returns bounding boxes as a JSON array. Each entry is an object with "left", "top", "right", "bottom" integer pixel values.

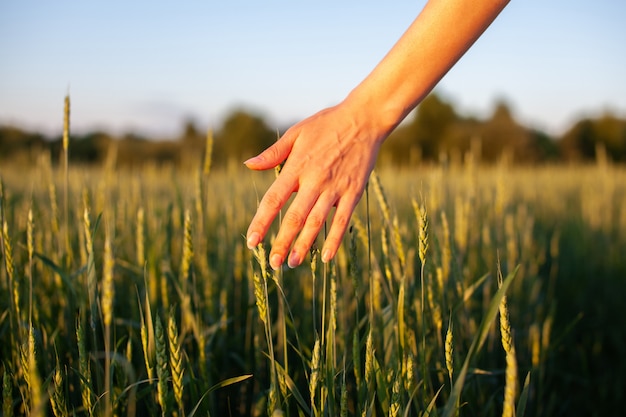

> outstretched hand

[
  {"left": 244, "top": 0, "right": 509, "bottom": 270},
  {"left": 245, "top": 102, "right": 385, "bottom": 270}
]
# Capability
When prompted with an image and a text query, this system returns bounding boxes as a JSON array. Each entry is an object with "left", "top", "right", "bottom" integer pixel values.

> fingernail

[
  {"left": 270, "top": 253, "right": 283, "bottom": 270},
  {"left": 288, "top": 251, "right": 300, "bottom": 269},
  {"left": 321, "top": 249, "right": 332, "bottom": 263},
  {"left": 247, "top": 232, "right": 260, "bottom": 249},
  {"left": 243, "top": 156, "right": 261, "bottom": 166}
]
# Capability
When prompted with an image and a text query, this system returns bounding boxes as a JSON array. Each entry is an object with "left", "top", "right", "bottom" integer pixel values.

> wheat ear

[
  {"left": 76, "top": 316, "right": 93, "bottom": 416},
  {"left": 155, "top": 314, "right": 170, "bottom": 416},
  {"left": 498, "top": 266, "right": 518, "bottom": 417},
  {"left": 168, "top": 307, "right": 184, "bottom": 414},
  {"left": 50, "top": 358, "right": 68, "bottom": 417}
]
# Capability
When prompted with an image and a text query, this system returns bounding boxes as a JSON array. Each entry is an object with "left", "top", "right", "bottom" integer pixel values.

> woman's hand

[
  {"left": 245, "top": 0, "right": 508, "bottom": 270},
  {"left": 245, "top": 102, "right": 384, "bottom": 270}
]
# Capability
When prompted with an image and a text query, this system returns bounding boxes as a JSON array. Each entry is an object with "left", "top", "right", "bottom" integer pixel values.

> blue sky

[{"left": 1, "top": 0, "right": 625, "bottom": 138}]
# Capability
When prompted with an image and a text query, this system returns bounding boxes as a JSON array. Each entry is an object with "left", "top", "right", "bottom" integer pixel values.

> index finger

[{"left": 246, "top": 171, "right": 297, "bottom": 249}]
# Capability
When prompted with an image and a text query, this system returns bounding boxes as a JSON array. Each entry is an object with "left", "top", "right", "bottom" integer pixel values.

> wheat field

[{"left": 1, "top": 136, "right": 625, "bottom": 416}]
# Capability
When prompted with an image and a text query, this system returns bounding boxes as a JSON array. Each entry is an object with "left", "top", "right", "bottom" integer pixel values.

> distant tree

[
  {"left": 0, "top": 125, "right": 45, "bottom": 153},
  {"left": 559, "top": 113, "right": 626, "bottom": 162},
  {"left": 591, "top": 113, "right": 626, "bottom": 161},
  {"left": 180, "top": 118, "right": 203, "bottom": 144},
  {"left": 383, "top": 93, "right": 458, "bottom": 165},
  {"left": 215, "top": 109, "right": 276, "bottom": 165},
  {"left": 409, "top": 93, "right": 458, "bottom": 160},
  {"left": 475, "top": 100, "right": 540, "bottom": 163},
  {"left": 70, "top": 131, "right": 111, "bottom": 163},
  {"left": 530, "top": 129, "right": 560, "bottom": 161},
  {"left": 0, "top": 125, "right": 48, "bottom": 164}
]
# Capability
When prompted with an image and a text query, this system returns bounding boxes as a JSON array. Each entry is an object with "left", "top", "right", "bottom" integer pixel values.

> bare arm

[{"left": 245, "top": 0, "right": 509, "bottom": 270}]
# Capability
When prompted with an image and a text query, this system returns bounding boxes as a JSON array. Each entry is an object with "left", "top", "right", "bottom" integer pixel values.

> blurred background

[{"left": 1, "top": 0, "right": 625, "bottom": 167}]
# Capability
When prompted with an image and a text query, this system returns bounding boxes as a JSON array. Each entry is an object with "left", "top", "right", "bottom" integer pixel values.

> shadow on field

[{"left": 546, "top": 217, "right": 626, "bottom": 416}]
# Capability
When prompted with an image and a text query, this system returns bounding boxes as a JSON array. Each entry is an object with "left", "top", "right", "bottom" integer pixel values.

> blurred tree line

[{"left": 2, "top": 93, "right": 625, "bottom": 169}]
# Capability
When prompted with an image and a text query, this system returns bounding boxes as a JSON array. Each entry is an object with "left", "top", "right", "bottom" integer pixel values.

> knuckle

[
  {"left": 283, "top": 210, "right": 305, "bottom": 229},
  {"left": 331, "top": 212, "right": 351, "bottom": 231},
  {"left": 306, "top": 212, "right": 326, "bottom": 230},
  {"left": 261, "top": 191, "right": 284, "bottom": 211}
]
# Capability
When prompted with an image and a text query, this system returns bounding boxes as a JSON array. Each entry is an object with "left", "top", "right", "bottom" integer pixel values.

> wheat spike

[
  {"left": 309, "top": 337, "right": 321, "bottom": 409},
  {"left": 364, "top": 330, "right": 374, "bottom": 385},
  {"left": 445, "top": 317, "right": 454, "bottom": 385},
  {"left": 252, "top": 244, "right": 270, "bottom": 327},
  {"left": 48, "top": 182, "right": 60, "bottom": 237},
  {"left": 101, "top": 232, "right": 115, "bottom": 328},
  {"left": 62, "top": 95, "right": 70, "bottom": 152},
  {"left": 24, "top": 326, "right": 43, "bottom": 417},
  {"left": 140, "top": 308, "right": 155, "bottom": 381},
  {"left": 76, "top": 316, "right": 93, "bottom": 416},
  {"left": 267, "top": 383, "right": 280, "bottom": 417},
  {"left": 179, "top": 209, "right": 194, "bottom": 287},
  {"left": 440, "top": 211, "right": 451, "bottom": 284},
  {"left": 155, "top": 314, "right": 170, "bottom": 416},
  {"left": 50, "top": 359, "right": 68, "bottom": 417},
  {"left": 83, "top": 204, "right": 98, "bottom": 334},
  {"left": 498, "top": 269, "right": 518, "bottom": 417},
  {"left": 389, "top": 373, "right": 401, "bottom": 417},
  {"left": 136, "top": 207, "right": 145, "bottom": 267},
  {"left": 413, "top": 199, "right": 429, "bottom": 266},
  {"left": 404, "top": 352, "right": 415, "bottom": 394},
  {"left": 3, "top": 221, "right": 20, "bottom": 326},
  {"left": 168, "top": 307, "right": 184, "bottom": 414},
  {"left": 253, "top": 272, "right": 267, "bottom": 325}
]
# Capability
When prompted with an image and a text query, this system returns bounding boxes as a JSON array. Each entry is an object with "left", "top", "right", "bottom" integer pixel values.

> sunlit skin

[{"left": 245, "top": 0, "right": 510, "bottom": 270}]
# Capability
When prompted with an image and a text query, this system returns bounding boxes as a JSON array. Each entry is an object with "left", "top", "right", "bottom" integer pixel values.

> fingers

[
  {"left": 268, "top": 187, "right": 322, "bottom": 270},
  {"left": 320, "top": 195, "right": 359, "bottom": 263},
  {"left": 244, "top": 131, "right": 295, "bottom": 171},
  {"left": 279, "top": 190, "right": 360, "bottom": 270},
  {"left": 247, "top": 161, "right": 368, "bottom": 269},
  {"left": 248, "top": 174, "right": 356, "bottom": 271},
  {"left": 246, "top": 172, "right": 297, "bottom": 250},
  {"left": 286, "top": 192, "right": 337, "bottom": 268}
]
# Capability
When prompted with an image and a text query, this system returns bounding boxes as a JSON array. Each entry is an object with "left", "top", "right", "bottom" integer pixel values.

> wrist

[{"left": 340, "top": 87, "right": 407, "bottom": 146}]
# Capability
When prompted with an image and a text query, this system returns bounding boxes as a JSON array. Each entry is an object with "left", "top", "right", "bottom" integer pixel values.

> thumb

[{"left": 243, "top": 132, "right": 295, "bottom": 171}]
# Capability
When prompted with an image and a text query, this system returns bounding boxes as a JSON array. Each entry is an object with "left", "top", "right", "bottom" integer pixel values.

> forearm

[{"left": 344, "top": 0, "right": 509, "bottom": 138}]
